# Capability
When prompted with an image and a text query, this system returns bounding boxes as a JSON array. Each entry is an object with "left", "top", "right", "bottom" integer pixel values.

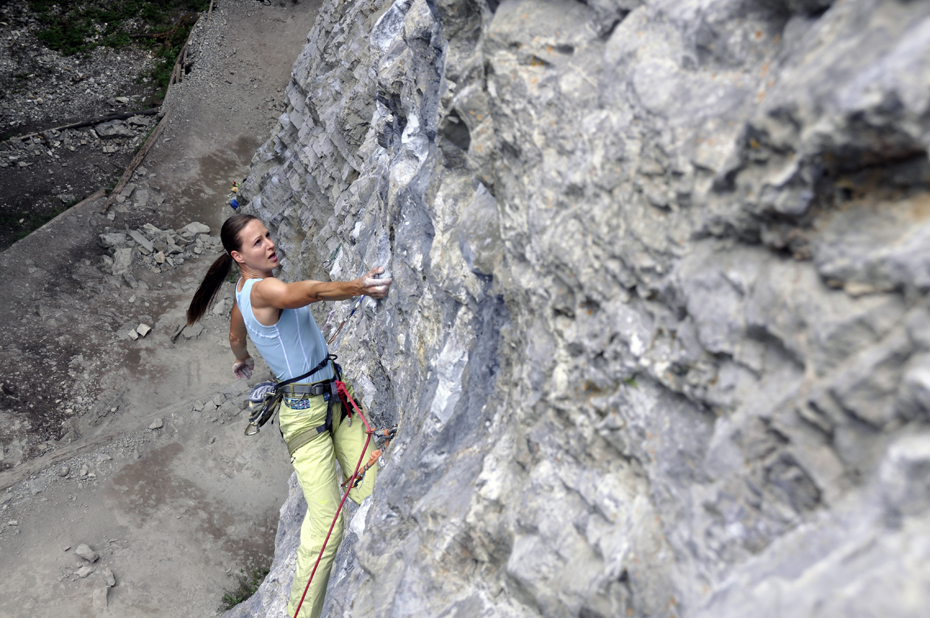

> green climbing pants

[{"left": 281, "top": 383, "right": 378, "bottom": 618}]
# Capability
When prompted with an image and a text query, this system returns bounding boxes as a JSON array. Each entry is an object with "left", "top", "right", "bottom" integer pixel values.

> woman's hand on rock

[
  {"left": 358, "top": 267, "right": 392, "bottom": 299},
  {"left": 233, "top": 356, "right": 254, "bottom": 380}
]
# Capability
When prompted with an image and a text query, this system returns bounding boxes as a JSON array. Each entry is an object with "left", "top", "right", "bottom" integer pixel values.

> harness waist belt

[
  {"left": 281, "top": 380, "right": 332, "bottom": 397},
  {"left": 285, "top": 381, "right": 348, "bottom": 457}
]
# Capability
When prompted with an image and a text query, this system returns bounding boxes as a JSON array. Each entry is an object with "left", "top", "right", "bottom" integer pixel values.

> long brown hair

[{"left": 186, "top": 214, "right": 259, "bottom": 325}]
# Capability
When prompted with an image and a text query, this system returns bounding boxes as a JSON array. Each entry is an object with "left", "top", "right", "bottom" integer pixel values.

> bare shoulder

[{"left": 250, "top": 277, "right": 286, "bottom": 308}]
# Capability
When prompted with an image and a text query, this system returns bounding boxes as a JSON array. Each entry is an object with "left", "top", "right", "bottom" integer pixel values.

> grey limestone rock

[
  {"left": 75, "top": 543, "right": 99, "bottom": 563},
  {"left": 226, "top": 0, "right": 930, "bottom": 617},
  {"left": 94, "top": 120, "right": 134, "bottom": 138},
  {"left": 128, "top": 230, "right": 154, "bottom": 253}
]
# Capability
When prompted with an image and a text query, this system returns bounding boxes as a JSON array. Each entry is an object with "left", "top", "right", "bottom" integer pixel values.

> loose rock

[{"left": 75, "top": 543, "right": 99, "bottom": 563}]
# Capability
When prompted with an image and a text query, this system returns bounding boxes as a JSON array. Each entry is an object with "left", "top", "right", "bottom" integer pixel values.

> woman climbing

[{"left": 187, "top": 213, "right": 391, "bottom": 618}]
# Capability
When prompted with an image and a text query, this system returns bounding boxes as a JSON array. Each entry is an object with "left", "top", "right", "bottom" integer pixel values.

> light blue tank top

[{"left": 235, "top": 278, "right": 334, "bottom": 383}]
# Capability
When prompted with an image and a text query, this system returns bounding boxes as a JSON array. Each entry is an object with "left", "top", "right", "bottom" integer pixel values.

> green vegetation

[
  {"left": 28, "top": 0, "right": 211, "bottom": 102},
  {"left": 219, "top": 565, "right": 270, "bottom": 611},
  {"left": 0, "top": 197, "right": 80, "bottom": 248},
  {"left": 135, "top": 124, "right": 157, "bottom": 153}
]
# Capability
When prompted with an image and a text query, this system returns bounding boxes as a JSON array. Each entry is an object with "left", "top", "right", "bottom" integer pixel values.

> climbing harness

[
  {"left": 291, "top": 378, "right": 397, "bottom": 618},
  {"left": 245, "top": 381, "right": 278, "bottom": 431},
  {"left": 243, "top": 354, "right": 333, "bottom": 436}
]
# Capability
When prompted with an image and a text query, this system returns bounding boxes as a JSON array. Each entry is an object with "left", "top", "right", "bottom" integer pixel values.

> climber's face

[{"left": 231, "top": 219, "right": 278, "bottom": 271}]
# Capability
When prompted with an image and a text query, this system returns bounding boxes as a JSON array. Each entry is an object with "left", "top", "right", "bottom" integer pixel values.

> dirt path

[{"left": 0, "top": 1, "right": 323, "bottom": 615}]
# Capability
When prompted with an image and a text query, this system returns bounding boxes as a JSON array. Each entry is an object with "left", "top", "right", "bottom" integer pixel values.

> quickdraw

[
  {"left": 321, "top": 243, "right": 342, "bottom": 270},
  {"left": 341, "top": 426, "right": 397, "bottom": 490},
  {"left": 326, "top": 295, "right": 363, "bottom": 345}
]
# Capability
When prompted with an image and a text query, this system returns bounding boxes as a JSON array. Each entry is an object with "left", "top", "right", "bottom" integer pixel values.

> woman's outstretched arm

[{"left": 251, "top": 267, "right": 392, "bottom": 311}]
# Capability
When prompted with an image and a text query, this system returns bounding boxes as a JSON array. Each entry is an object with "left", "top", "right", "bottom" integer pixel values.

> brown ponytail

[
  {"left": 187, "top": 253, "right": 233, "bottom": 325},
  {"left": 186, "top": 213, "right": 259, "bottom": 325}
]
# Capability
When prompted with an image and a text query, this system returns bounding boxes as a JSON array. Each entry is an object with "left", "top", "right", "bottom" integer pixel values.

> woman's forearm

[
  {"left": 294, "top": 278, "right": 364, "bottom": 303},
  {"left": 229, "top": 334, "right": 250, "bottom": 361}
]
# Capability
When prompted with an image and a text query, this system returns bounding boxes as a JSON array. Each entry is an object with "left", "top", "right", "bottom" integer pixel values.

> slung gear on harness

[{"left": 244, "top": 354, "right": 335, "bottom": 436}]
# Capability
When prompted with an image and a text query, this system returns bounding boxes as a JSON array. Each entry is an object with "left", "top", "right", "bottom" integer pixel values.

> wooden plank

[
  {"left": 100, "top": 109, "right": 170, "bottom": 214},
  {"left": 5, "top": 108, "right": 160, "bottom": 144}
]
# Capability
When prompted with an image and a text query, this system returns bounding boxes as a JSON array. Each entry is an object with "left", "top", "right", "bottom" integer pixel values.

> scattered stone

[
  {"left": 102, "top": 567, "right": 117, "bottom": 587},
  {"left": 122, "top": 272, "right": 140, "bottom": 289},
  {"left": 137, "top": 323, "right": 151, "bottom": 337},
  {"left": 219, "top": 400, "right": 241, "bottom": 419},
  {"left": 182, "top": 222, "right": 211, "bottom": 235},
  {"left": 134, "top": 187, "right": 149, "bottom": 208},
  {"left": 212, "top": 297, "right": 232, "bottom": 316},
  {"left": 149, "top": 418, "right": 163, "bottom": 430},
  {"left": 127, "top": 329, "right": 139, "bottom": 341},
  {"left": 128, "top": 230, "right": 153, "bottom": 253},
  {"left": 95, "top": 120, "right": 133, "bottom": 138},
  {"left": 142, "top": 223, "right": 163, "bottom": 237},
  {"left": 154, "top": 251, "right": 165, "bottom": 264},
  {"left": 57, "top": 465, "right": 70, "bottom": 477},
  {"left": 182, "top": 322, "right": 204, "bottom": 339},
  {"left": 76, "top": 565, "right": 96, "bottom": 578},
  {"left": 98, "top": 232, "right": 128, "bottom": 248},
  {"left": 111, "top": 247, "right": 133, "bottom": 276},
  {"left": 75, "top": 543, "right": 99, "bottom": 563},
  {"left": 80, "top": 464, "right": 89, "bottom": 477}
]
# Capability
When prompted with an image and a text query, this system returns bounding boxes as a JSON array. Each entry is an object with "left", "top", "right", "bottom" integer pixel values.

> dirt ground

[{"left": 0, "top": 1, "right": 324, "bottom": 616}]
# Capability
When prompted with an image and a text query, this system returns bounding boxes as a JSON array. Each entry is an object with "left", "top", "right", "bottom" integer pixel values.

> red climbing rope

[{"left": 291, "top": 380, "right": 384, "bottom": 618}]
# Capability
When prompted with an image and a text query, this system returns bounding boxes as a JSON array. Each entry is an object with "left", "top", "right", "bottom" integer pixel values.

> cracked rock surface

[{"left": 229, "top": 0, "right": 930, "bottom": 616}]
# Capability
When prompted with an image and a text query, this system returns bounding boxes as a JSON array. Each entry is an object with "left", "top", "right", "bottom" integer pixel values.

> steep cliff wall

[{"left": 227, "top": 0, "right": 930, "bottom": 616}]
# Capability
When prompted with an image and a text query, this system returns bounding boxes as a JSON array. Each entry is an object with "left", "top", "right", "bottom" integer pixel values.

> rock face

[{"left": 230, "top": 0, "right": 930, "bottom": 616}]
